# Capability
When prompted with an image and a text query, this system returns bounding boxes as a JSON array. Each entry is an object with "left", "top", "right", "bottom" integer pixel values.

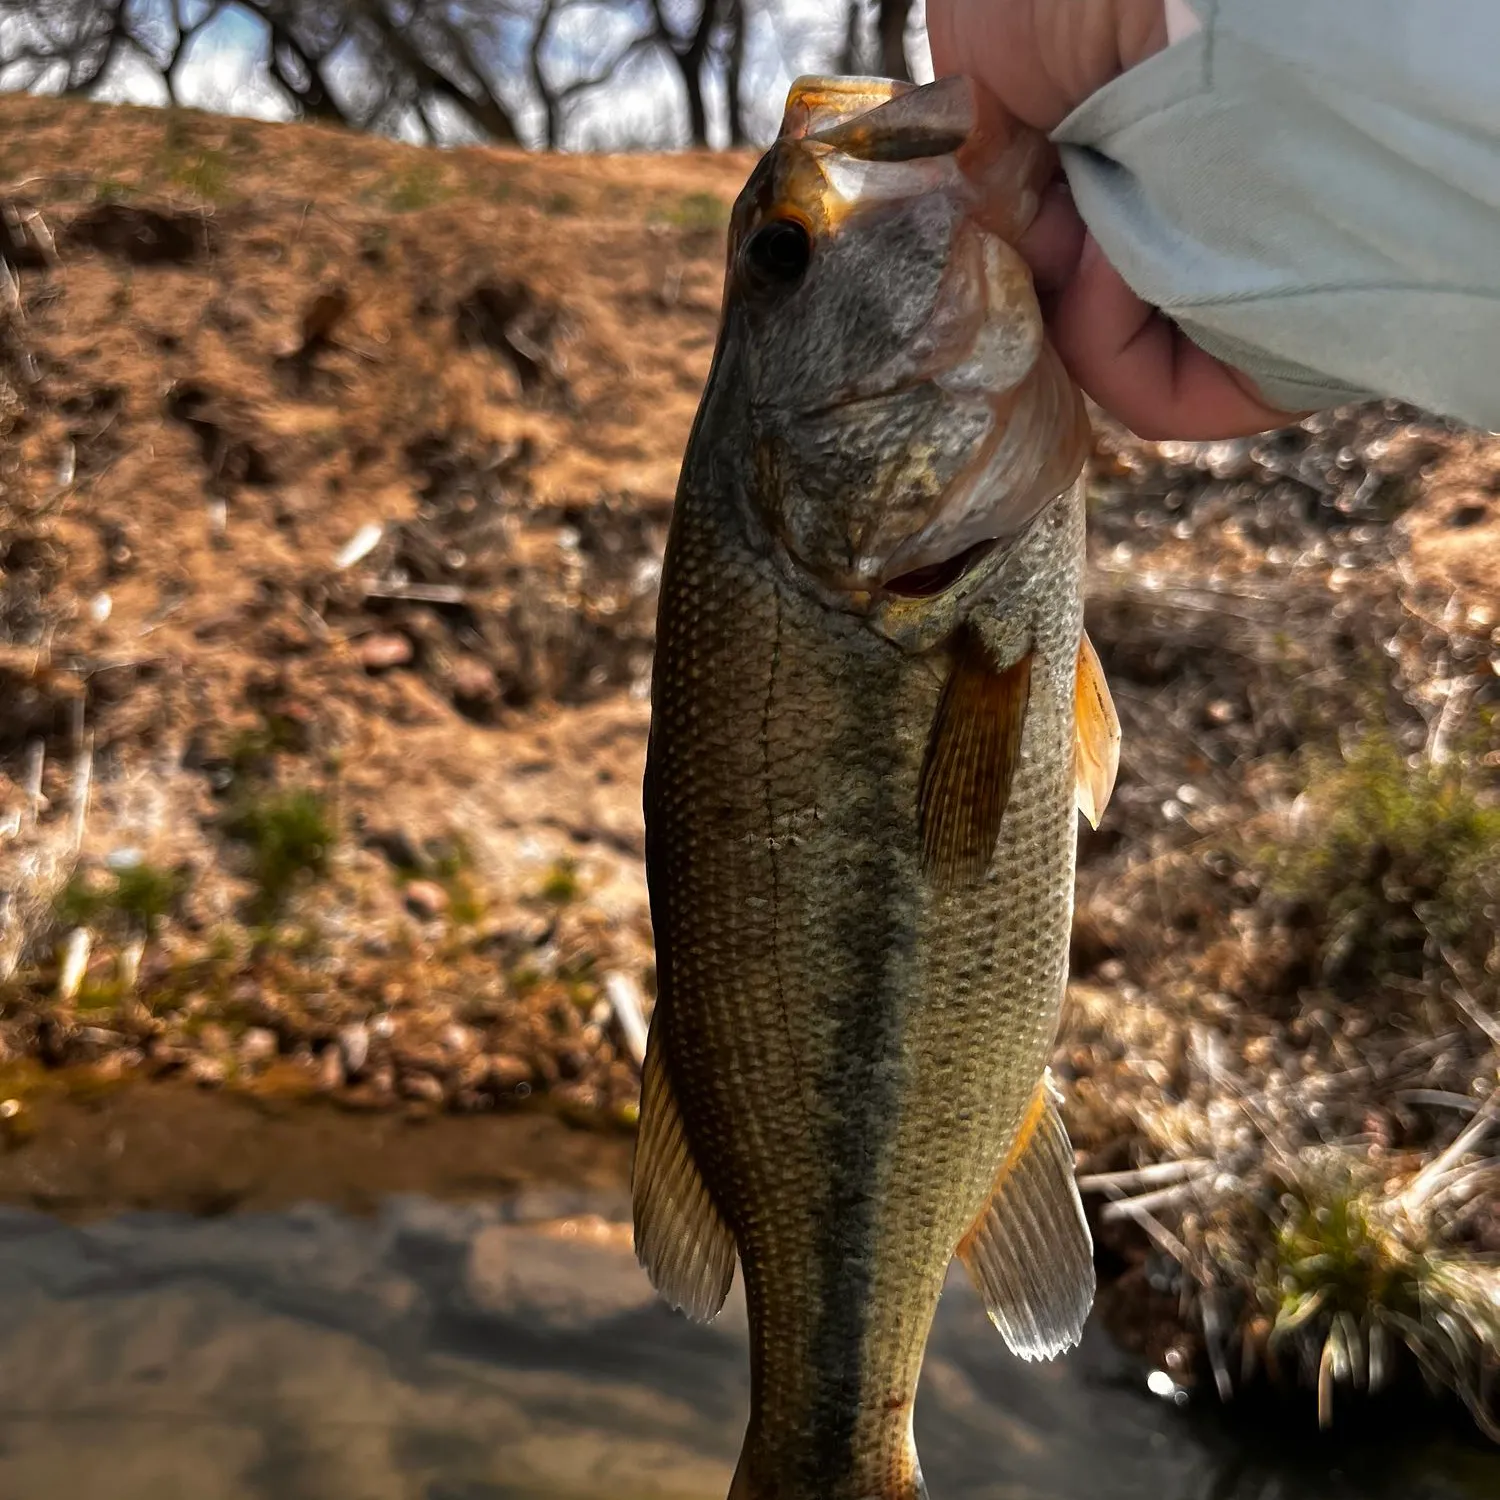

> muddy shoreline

[{"left": 0, "top": 1077, "right": 631, "bottom": 1219}]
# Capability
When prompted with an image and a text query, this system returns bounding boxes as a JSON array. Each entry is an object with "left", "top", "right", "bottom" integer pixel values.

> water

[{"left": 0, "top": 1187, "right": 1494, "bottom": 1500}]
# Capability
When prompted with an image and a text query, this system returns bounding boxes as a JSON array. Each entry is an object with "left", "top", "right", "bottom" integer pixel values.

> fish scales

[{"left": 635, "top": 72, "right": 1120, "bottom": 1500}]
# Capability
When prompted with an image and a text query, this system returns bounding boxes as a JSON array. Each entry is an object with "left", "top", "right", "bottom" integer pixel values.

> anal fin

[
  {"left": 632, "top": 1022, "right": 736, "bottom": 1322},
  {"left": 957, "top": 1074, "right": 1095, "bottom": 1360},
  {"left": 918, "top": 628, "right": 1032, "bottom": 889},
  {"left": 1074, "top": 630, "right": 1120, "bottom": 830}
]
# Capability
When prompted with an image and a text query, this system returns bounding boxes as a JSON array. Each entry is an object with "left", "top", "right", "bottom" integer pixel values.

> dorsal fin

[
  {"left": 918, "top": 628, "right": 1032, "bottom": 890},
  {"left": 957, "top": 1074, "right": 1095, "bottom": 1359},
  {"left": 632, "top": 1021, "right": 736, "bottom": 1322},
  {"left": 1074, "top": 630, "right": 1120, "bottom": 830}
]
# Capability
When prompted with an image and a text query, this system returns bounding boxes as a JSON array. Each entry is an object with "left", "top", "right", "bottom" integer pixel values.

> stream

[{"left": 0, "top": 1102, "right": 1494, "bottom": 1499}]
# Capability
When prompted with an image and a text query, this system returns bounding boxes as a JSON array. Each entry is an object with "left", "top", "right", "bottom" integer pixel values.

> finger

[
  {"left": 1050, "top": 236, "right": 1300, "bottom": 439},
  {"left": 926, "top": 3, "right": 1077, "bottom": 130},
  {"left": 1017, "top": 177, "right": 1085, "bottom": 295}
]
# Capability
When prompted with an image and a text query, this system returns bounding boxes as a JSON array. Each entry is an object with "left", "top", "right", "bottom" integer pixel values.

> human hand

[{"left": 928, "top": 0, "right": 1301, "bottom": 439}]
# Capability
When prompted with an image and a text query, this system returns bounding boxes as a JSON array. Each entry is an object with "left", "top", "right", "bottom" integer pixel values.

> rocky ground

[{"left": 1, "top": 91, "right": 1497, "bottom": 1435}]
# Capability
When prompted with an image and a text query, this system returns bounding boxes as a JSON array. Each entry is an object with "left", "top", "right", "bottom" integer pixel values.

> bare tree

[
  {"left": 0, "top": 0, "right": 892, "bottom": 152},
  {"left": 0, "top": 0, "right": 527, "bottom": 143},
  {"left": 876, "top": 0, "right": 911, "bottom": 81},
  {"left": 722, "top": 0, "right": 746, "bottom": 145}
]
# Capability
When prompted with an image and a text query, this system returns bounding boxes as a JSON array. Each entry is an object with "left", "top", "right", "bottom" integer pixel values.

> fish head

[{"left": 715, "top": 74, "right": 1089, "bottom": 648}]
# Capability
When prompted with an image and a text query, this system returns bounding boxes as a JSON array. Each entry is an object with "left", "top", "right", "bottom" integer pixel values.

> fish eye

[{"left": 741, "top": 218, "right": 812, "bottom": 292}]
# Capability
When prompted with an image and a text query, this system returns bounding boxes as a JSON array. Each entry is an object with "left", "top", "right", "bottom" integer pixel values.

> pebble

[
  {"left": 404, "top": 880, "right": 450, "bottom": 920},
  {"left": 486, "top": 1053, "right": 533, "bottom": 1089},
  {"left": 447, "top": 655, "right": 498, "bottom": 702},
  {"left": 338, "top": 1021, "right": 370, "bottom": 1076},
  {"left": 441, "top": 1023, "right": 475, "bottom": 1057},
  {"left": 189, "top": 1055, "right": 226, "bottom": 1087},
  {"left": 401, "top": 1070, "right": 445, "bottom": 1104},
  {"left": 240, "top": 1027, "right": 278, "bottom": 1066},
  {"left": 358, "top": 632, "right": 414, "bottom": 670},
  {"left": 318, "top": 1046, "right": 345, "bottom": 1092}
]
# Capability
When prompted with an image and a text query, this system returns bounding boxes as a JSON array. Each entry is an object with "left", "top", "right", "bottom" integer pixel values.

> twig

[
  {"left": 1401, "top": 1089, "right": 1500, "bottom": 1217},
  {"left": 57, "top": 928, "right": 92, "bottom": 1003},
  {"left": 364, "top": 581, "right": 468, "bottom": 605},
  {"left": 21, "top": 740, "right": 44, "bottom": 830},
  {"left": 603, "top": 970, "right": 648, "bottom": 1067},
  {"left": 1100, "top": 1181, "right": 1204, "bottom": 1223},
  {"left": 69, "top": 730, "right": 93, "bottom": 854},
  {"left": 1078, "top": 1158, "right": 1211, "bottom": 1194}
]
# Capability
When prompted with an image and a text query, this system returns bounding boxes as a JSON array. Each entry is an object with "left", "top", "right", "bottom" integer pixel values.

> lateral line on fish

[{"left": 760, "top": 589, "right": 813, "bottom": 1129}]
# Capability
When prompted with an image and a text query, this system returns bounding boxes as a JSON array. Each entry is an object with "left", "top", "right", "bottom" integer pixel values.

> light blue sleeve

[{"left": 1051, "top": 0, "right": 1500, "bottom": 429}]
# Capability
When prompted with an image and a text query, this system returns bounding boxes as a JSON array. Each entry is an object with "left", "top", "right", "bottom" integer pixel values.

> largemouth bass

[{"left": 633, "top": 74, "right": 1121, "bottom": 1500}]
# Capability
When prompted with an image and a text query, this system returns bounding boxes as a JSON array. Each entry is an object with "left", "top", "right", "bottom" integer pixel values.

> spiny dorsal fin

[
  {"left": 1074, "top": 631, "right": 1120, "bottom": 830},
  {"left": 918, "top": 629, "right": 1032, "bottom": 890},
  {"left": 632, "top": 1022, "right": 736, "bottom": 1322},
  {"left": 957, "top": 1074, "right": 1095, "bottom": 1359}
]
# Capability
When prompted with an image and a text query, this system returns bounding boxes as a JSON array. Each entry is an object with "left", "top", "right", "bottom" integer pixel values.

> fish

[{"left": 632, "top": 73, "right": 1121, "bottom": 1500}]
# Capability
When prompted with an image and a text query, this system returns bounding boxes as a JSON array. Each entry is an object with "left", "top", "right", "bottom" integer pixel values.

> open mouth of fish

[{"left": 881, "top": 536, "right": 998, "bottom": 597}]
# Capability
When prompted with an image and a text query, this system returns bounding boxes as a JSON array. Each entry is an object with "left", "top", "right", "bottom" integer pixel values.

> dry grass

[{"left": 1066, "top": 408, "right": 1499, "bottom": 1434}]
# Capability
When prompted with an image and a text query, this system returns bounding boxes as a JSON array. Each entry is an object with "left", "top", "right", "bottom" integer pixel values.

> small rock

[
  {"left": 189, "top": 1055, "right": 226, "bottom": 1088},
  {"left": 486, "top": 1054, "right": 533, "bottom": 1089},
  {"left": 240, "top": 1027, "right": 278, "bottom": 1066},
  {"left": 77, "top": 1026, "right": 119, "bottom": 1056},
  {"left": 401, "top": 1070, "right": 445, "bottom": 1104},
  {"left": 404, "top": 880, "right": 450, "bottom": 920},
  {"left": 338, "top": 1022, "right": 370, "bottom": 1076},
  {"left": 371, "top": 1014, "right": 396, "bottom": 1039},
  {"left": 364, "top": 827, "right": 422, "bottom": 870},
  {"left": 441, "top": 1022, "right": 476, "bottom": 1057},
  {"left": 318, "top": 1046, "right": 345, "bottom": 1092},
  {"left": 198, "top": 1022, "right": 231, "bottom": 1055},
  {"left": 447, "top": 655, "right": 498, "bottom": 704},
  {"left": 92, "top": 1049, "right": 143, "bottom": 1081},
  {"left": 358, "top": 632, "right": 414, "bottom": 671}
]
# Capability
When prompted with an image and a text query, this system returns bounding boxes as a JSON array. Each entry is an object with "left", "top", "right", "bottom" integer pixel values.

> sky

[{"left": 11, "top": 0, "right": 935, "bottom": 151}]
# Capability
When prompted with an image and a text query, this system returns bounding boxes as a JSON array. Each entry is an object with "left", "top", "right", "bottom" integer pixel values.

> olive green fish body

[
  {"left": 647, "top": 475, "right": 1084, "bottom": 1497},
  {"left": 634, "top": 73, "right": 1116, "bottom": 1500}
]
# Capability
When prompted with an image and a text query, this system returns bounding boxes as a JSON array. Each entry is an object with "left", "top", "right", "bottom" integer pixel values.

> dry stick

[
  {"left": 1077, "top": 1158, "right": 1212, "bottom": 1194},
  {"left": 1100, "top": 1180, "right": 1205, "bottom": 1223},
  {"left": 21, "top": 740, "right": 44, "bottom": 830},
  {"left": 1400, "top": 1088, "right": 1500, "bottom": 1218},
  {"left": 603, "top": 971, "right": 648, "bottom": 1068},
  {"left": 1433, "top": 937, "right": 1500, "bottom": 1051}
]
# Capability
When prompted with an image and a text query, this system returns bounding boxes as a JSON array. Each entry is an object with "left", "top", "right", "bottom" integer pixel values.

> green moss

[
  {"left": 1259, "top": 733, "right": 1500, "bottom": 988},
  {"left": 657, "top": 190, "right": 727, "bottom": 230},
  {"left": 1270, "top": 1166, "right": 1410, "bottom": 1324},
  {"left": 56, "top": 862, "right": 183, "bottom": 938},
  {"left": 387, "top": 165, "right": 450, "bottom": 212},
  {"left": 223, "top": 788, "right": 335, "bottom": 919},
  {"left": 538, "top": 857, "right": 580, "bottom": 904}
]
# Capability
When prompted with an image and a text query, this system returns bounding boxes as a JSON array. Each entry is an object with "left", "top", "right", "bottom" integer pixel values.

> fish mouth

[{"left": 880, "top": 537, "right": 997, "bottom": 599}]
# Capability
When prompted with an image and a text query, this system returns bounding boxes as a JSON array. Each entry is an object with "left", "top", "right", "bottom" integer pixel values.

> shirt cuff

[{"left": 1163, "top": 0, "right": 1202, "bottom": 44}]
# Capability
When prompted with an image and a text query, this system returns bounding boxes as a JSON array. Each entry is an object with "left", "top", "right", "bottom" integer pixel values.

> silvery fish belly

[{"left": 632, "top": 75, "right": 1122, "bottom": 1500}]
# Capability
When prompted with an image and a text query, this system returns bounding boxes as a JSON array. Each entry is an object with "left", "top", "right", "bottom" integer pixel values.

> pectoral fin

[
  {"left": 632, "top": 1022, "right": 736, "bottom": 1322},
  {"left": 1074, "top": 631, "right": 1120, "bottom": 830},
  {"left": 918, "top": 630, "right": 1032, "bottom": 890},
  {"left": 957, "top": 1074, "right": 1095, "bottom": 1359}
]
